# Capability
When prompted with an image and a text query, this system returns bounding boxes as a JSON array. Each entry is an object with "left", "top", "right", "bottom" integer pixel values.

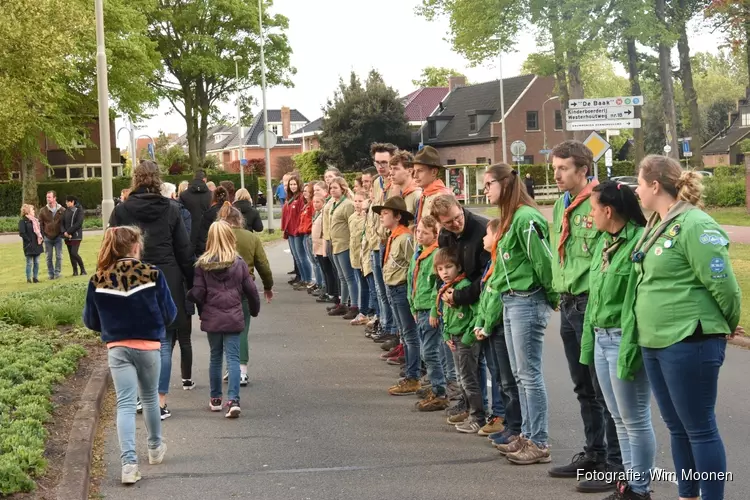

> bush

[
  {"left": 0, "top": 282, "right": 88, "bottom": 329},
  {"left": 0, "top": 216, "right": 102, "bottom": 234},
  {"left": 293, "top": 151, "right": 327, "bottom": 182},
  {"left": 703, "top": 176, "right": 746, "bottom": 207}
]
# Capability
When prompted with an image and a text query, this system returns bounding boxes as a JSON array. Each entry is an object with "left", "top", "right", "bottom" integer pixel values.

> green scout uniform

[
  {"left": 407, "top": 244, "right": 438, "bottom": 316},
  {"left": 579, "top": 221, "right": 644, "bottom": 380},
  {"left": 551, "top": 194, "right": 602, "bottom": 295},
  {"left": 475, "top": 260, "right": 503, "bottom": 334},
  {"left": 440, "top": 278, "right": 476, "bottom": 346},
  {"left": 329, "top": 197, "right": 355, "bottom": 255},
  {"left": 382, "top": 231, "right": 414, "bottom": 286},
  {"left": 626, "top": 208, "right": 741, "bottom": 350}
]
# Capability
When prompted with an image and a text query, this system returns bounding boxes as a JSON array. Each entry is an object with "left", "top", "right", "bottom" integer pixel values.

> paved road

[{"left": 99, "top": 242, "right": 750, "bottom": 500}]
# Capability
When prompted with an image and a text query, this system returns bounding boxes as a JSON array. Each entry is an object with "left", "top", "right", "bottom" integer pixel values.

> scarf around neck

[
  {"left": 384, "top": 225, "right": 411, "bottom": 264},
  {"left": 435, "top": 272, "right": 467, "bottom": 317},
  {"left": 400, "top": 181, "right": 419, "bottom": 198},
  {"left": 27, "top": 215, "right": 43, "bottom": 244},
  {"left": 411, "top": 242, "right": 438, "bottom": 298},
  {"left": 558, "top": 180, "right": 599, "bottom": 264},
  {"left": 416, "top": 179, "right": 451, "bottom": 222},
  {"left": 631, "top": 201, "right": 695, "bottom": 263}
]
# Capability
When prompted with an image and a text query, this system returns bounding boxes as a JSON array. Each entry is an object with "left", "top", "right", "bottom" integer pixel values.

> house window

[
  {"left": 447, "top": 159, "right": 457, "bottom": 165},
  {"left": 52, "top": 167, "right": 67, "bottom": 180},
  {"left": 476, "top": 157, "right": 488, "bottom": 165},
  {"left": 526, "top": 111, "right": 539, "bottom": 131},
  {"left": 271, "top": 124, "right": 279, "bottom": 135},
  {"left": 469, "top": 115, "right": 477, "bottom": 133},
  {"left": 523, "top": 155, "right": 534, "bottom": 164},
  {"left": 428, "top": 121, "right": 437, "bottom": 139},
  {"left": 10, "top": 171, "right": 20, "bottom": 181},
  {"left": 554, "top": 110, "right": 563, "bottom": 130},
  {"left": 742, "top": 107, "right": 750, "bottom": 127}
]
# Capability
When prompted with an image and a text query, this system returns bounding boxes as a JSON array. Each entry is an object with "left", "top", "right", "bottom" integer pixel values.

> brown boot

[
  {"left": 327, "top": 304, "right": 347, "bottom": 316},
  {"left": 387, "top": 378, "right": 420, "bottom": 396},
  {"left": 342, "top": 306, "right": 359, "bottom": 320},
  {"left": 416, "top": 394, "right": 451, "bottom": 412}
]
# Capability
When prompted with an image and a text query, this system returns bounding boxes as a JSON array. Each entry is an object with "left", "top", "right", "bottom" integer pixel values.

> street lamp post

[
  {"left": 233, "top": 55, "right": 245, "bottom": 189},
  {"left": 490, "top": 36, "right": 507, "bottom": 163},
  {"left": 542, "top": 95, "right": 559, "bottom": 188},
  {"left": 258, "top": 0, "right": 274, "bottom": 232},
  {"left": 95, "top": 0, "right": 114, "bottom": 224}
]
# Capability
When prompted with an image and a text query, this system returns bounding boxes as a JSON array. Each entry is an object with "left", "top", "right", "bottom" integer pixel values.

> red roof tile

[{"left": 403, "top": 87, "right": 449, "bottom": 122}]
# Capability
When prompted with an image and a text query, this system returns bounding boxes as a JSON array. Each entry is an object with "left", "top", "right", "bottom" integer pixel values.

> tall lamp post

[
  {"left": 233, "top": 55, "right": 245, "bottom": 189},
  {"left": 258, "top": 0, "right": 274, "bottom": 232},
  {"left": 490, "top": 35, "right": 507, "bottom": 163},
  {"left": 95, "top": 0, "right": 114, "bottom": 224},
  {"left": 542, "top": 95, "right": 559, "bottom": 188}
]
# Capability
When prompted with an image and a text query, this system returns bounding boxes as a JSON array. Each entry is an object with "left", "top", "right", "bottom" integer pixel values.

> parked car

[
  {"left": 695, "top": 170, "right": 714, "bottom": 177},
  {"left": 611, "top": 176, "right": 639, "bottom": 191}
]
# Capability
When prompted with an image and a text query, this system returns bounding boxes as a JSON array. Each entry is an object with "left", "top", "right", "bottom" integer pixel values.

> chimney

[
  {"left": 281, "top": 106, "right": 291, "bottom": 139},
  {"left": 448, "top": 76, "right": 467, "bottom": 93}
]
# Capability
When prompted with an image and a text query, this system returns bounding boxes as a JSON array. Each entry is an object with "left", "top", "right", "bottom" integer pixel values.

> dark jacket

[
  {"left": 195, "top": 203, "right": 221, "bottom": 256},
  {"left": 525, "top": 177, "right": 535, "bottom": 198},
  {"left": 179, "top": 179, "right": 212, "bottom": 250},
  {"left": 188, "top": 256, "right": 260, "bottom": 333},
  {"left": 62, "top": 203, "right": 85, "bottom": 241},
  {"left": 438, "top": 208, "right": 490, "bottom": 307},
  {"left": 38, "top": 204, "right": 65, "bottom": 239},
  {"left": 174, "top": 199, "right": 192, "bottom": 238},
  {"left": 109, "top": 189, "right": 195, "bottom": 333},
  {"left": 19, "top": 218, "right": 44, "bottom": 256},
  {"left": 234, "top": 199, "right": 263, "bottom": 232},
  {"left": 233, "top": 227, "right": 273, "bottom": 290},
  {"left": 83, "top": 259, "right": 177, "bottom": 343}
]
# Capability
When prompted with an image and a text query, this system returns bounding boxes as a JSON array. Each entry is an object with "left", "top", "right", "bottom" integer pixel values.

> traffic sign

[
  {"left": 604, "top": 149, "right": 613, "bottom": 168},
  {"left": 568, "top": 96, "right": 644, "bottom": 108},
  {"left": 566, "top": 106, "right": 635, "bottom": 121},
  {"left": 257, "top": 130, "right": 277, "bottom": 149},
  {"left": 566, "top": 119, "right": 641, "bottom": 131},
  {"left": 684, "top": 151, "right": 693, "bottom": 157},
  {"left": 510, "top": 140, "right": 527, "bottom": 156},
  {"left": 583, "top": 131, "right": 611, "bottom": 163},
  {"left": 663, "top": 144, "right": 672, "bottom": 154},
  {"left": 512, "top": 155, "right": 524, "bottom": 162}
]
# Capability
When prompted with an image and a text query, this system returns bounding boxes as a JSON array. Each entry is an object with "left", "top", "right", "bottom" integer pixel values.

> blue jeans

[
  {"left": 479, "top": 345, "right": 505, "bottom": 417},
  {"left": 290, "top": 235, "right": 312, "bottom": 283},
  {"left": 486, "top": 323, "right": 522, "bottom": 434},
  {"left": 354, "top": 270, "right": 372, "bottom": 315},
  {"left": 371, "top": 249, "right": 394, "bottom": 333},
  {"left": 25, "top": 255, "right": 39, "bottom": 281},
  {"left": 386, "top": 284, "right": 420, "bottom": 379},
  {"left": 208, "top": 332, "right": 241, "bottom": 402},
  {"left": 108, "top": 347, "right": 162, "bottom": 465},
  {"left": 305, "top": 235, "right": 324, "bottom": 286},
  {"left": 158, "top": 336, "right": 173, "bottom": 395},
  {"left": 416, "top": 311, "right": 446, "bottom": 395},
  {"left": 441, "top": 341, "right": 456, "bottom": 381},
  {"left": 642, "top": 336, "right": 727, "bottom": 500},
  {"left": 365, "top": 273, "right": 379, "bottom": 317},
  {"left": 43, "top": 236, "right": 62, "bottom": 278},
  {"left": 595, "top": 328, "right": 655, "bottom": 496},
  {"left": 332, "top": 250, "right": 357, "bottom": 307},
  {"left": 503, "top": 290, "right": 551, "bottom": 446}
]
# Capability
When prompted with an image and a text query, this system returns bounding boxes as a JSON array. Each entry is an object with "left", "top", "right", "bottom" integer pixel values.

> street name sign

[
  {"left": 566, "top": 118, "right": 641, "bottom": 132},
  {"left": 568, "top": 96, "right": 644, "bottom": 108},
  {"left": 566, "top": 106, "right": 635, "bottom": 121}
]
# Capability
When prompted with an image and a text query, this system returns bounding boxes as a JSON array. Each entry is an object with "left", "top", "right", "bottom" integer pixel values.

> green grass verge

[
  {"left": 706, "top": 207, "right": 750, "bottom": 227},
  {"left": 0, "top": 217, "right": 103, "bottom": 233},
  {"left": 729, "top": 243, "right": 750, "bottom": 331}
]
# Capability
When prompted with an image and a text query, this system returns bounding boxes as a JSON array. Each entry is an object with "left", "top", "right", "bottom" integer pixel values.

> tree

[
  {"left": 143, "top": 0, "right": 295, "bottom": 170},
  {"left": 521, "top": 50, "right": 629, "bottom": 97},
  {"left": 706, "top": 0, "right": 750, "bottom": 88},
  {"left": 412, "top": 66, "right": 468, "bottom": 87},
  {"left": 320, "top": 71, "right": 410, "bottom": 171},
  {"left": 656, "top": 0, "right": 681, "bottom": 159}
]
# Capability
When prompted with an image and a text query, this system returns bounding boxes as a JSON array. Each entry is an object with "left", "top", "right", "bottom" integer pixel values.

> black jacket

[
  {"left": 109, "top": 189, "right": 195, "bottom": 333},
  {"left": 19, "top": 218, "right": 44, "bottom": 256},
  {"left": 195, "top": 203, "right": 222, "bottom": 256},
  {"left": 438, "top": 208, "right": 490, "bottom": 307},
  {"left": 62, "top": 203, "right": 85, "bottom": 240},
  {"left": 234, "top": 199, "right": 263, "bottom": 232},
  {"left": 179, "top": 179, "right": 212, "bottom": 250}
]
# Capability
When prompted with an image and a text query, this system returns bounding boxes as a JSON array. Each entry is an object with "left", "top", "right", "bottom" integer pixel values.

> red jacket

[
  {"left": 281, "top": 195, "right": 304, "bottom": 237},
  {"left": 297, "top": 201, "right": 313, "bottom": 235}
]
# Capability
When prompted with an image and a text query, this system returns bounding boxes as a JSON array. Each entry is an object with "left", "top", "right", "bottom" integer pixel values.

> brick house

[
  {"left": 702, "top": 88, "right": 750, "bottom": 167},
  {"left": 288, "top": 117, "right": 322, "bottom": 152}
]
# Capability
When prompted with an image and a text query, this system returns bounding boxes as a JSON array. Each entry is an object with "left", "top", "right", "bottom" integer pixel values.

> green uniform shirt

[
  {"left": 440, "top": 278, "right": 476, "bottom": 346},
  {"left": 551, "top": 195, "right": 602, "bottom": 295},
  {"left": 407, "top": 245, "right": 438, "bottom": 315},
  {"left": 628, "top": 209, "right": 741, "bottom": 349},
  {"left": 580, "top": 222, "right": 643, "bottom": 380},
  {"left": 329, "top": 197, "right": 355, "bottom": 255},
  {"left": 474, "top": 261, "right": 503, "bottom": 334}
]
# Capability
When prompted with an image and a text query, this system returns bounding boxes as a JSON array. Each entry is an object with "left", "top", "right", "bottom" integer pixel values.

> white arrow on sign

[
  {"left": 565, "top": 118, "right": 641, "bottom": 131},
  {"left": 568, "top": 96, "right": 644, "bottom": 108},
  {"left": 566, "top": 106, "right": 635, "bottom": 121}
]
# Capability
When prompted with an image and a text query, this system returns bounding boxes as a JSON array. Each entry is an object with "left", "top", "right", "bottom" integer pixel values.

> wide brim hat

[
  {"left": 371, "top": 195, "right": 415, "bottom": 223},
  {"left": 413, "top": 145, "right": 444, "bottom": 169}
]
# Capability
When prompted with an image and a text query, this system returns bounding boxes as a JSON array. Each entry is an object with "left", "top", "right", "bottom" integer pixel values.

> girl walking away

[
  {"left": 19, "top": 204, "right": 44, "bottom": 283},
  {"left": 233, "top": 188, "right": 263, "bottom": 232},
  {"left": 629, "top": 155, "right": 742, "bottom": 500},
  {"left": 482, "top": 164, "right": 557, "bottom": 465},
  {"left": 62, "top": 195, "right": 86, "bottom": 276},
  {"left": 328, "top": 177, "right": 358, "bottom": 318},
  {"left": 579, "top": 181, "right": 655, "bottom": 500},
  {"left": 188, "top": 220, "right": 261, "bottom": 418},
  {"left": 83, "top": 226, "right": 173, "bottom": 484},
  {"left": 348, "top": 189, "right": 371, "bottom": 325}
]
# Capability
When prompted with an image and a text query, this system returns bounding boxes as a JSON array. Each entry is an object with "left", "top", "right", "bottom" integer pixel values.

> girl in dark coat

[
  {"left": 233, "top": 188, "right": 263, "bottom": 232},
  {"left": 62, "top": 195, "right": 86, "bottom": 275},
  {"left": 195, "top": 186, "right": 229, "bottom": 256},
  {"left": 19, "top": 204, "right": 44, "bottom": 283}
]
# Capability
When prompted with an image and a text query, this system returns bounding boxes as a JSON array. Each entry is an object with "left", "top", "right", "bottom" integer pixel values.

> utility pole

[
  {"left": 259, "top": 0, "right": 274, "bottom": 232},
  {"left": 234, "top": 55, "right": 245, "bottom": 189},
  {"left": 95, "top": 0, "right": 114, "bottom": 224},
  {"left": 490, "top": 35, "right": 507, "bottom": 163}
]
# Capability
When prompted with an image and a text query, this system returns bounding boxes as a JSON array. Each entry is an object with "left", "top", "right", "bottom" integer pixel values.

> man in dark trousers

[
  {"left": 179, "top": 170, "right": 212, "bottom": 253},
  {"left": 525, "top": 173, "right": 535, "bottom": 199}
]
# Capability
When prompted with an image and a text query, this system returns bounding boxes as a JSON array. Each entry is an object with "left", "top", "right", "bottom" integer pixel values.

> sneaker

[
  {"left": 603, "top": 482, "right": 652, "bottom": 500},
  {"left": 415, "top": 386, "right": 433, "bottom": 399},
  {"left": 416, "top": 394, "right": 450, "bottom": 412},
  {"left": 350, "top": 313, "right": 368, "bottom": 326},
  {"left": 478, "top": 415, "right": 504, "bottom": 436},
  {"left": 548, "top": 451, "right": 600, "bottom": 478},
  {"left": 380, "top": 338, "right": 399, "bottom": 351},
  {"left": 240, "top": 373, "right": 248, "bottom": 386},
  {"left": 121, "top": 464, "right": 141, "bottom": 484},
  {"left": 446, "top": 411, "right": 469, "bottom": 425},
  {"left": 386, "top": 356, "right": 405, "bottom": 366},
  {"left": 311, "top": 288, "right": 323, "bottom": 297},
  {"left": 446, "top": 381, "right": 462, "bottom": 400},
  {"left": 380, "top": 345, "right": 403, "bottom": 360},
  {"left": 182, "top": 379, "right": 196, "bottom": 390},
  {"left": 490, "top": 428, "right": 518, "bottom": 445},
  {"left": 445, "top": 399, "right": 467, "bottom": 416},
  {"left": 577, "top": 463, "right": 622, "bottom": 493},
  {"left": 136, "top": 397, "right": 143, "bottom": 414},
  {"left": 342, "top": 307, "right": 359, "bottom": 320},
  {"left": 328, "top": 304, "right": 347, "bottom": 316},
  {"left": 225, "top": 400, "right": 241, "bottom": 418},
  {"left": 365, "top": 319, "right": 380, "bottom": 334},
  {"left": 507, "top": 440, "right": 552, "bottom": 465},
  {"left": 496, "top": 434, "right": 525, "bottom": 455},
  {"left": 160, "top": 405, "right": 171, "bottom": 420},
  {"left": 455, "top": 417, "right": 484, "bottom": 434},
  {"left": 148, "top": 442, "right": 167, "bottom": 465},
  {"left": 209, "top": 398, "right": 222, "bottom": 411},
  {"left": 387, "top": 378, "right": 420, "bottom": 396},
  {"left": 419, "top": 375, "right": 432, "bottom": 387}
]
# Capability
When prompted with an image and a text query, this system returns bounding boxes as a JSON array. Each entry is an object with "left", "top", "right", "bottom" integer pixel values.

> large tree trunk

[
  {"left": 745, "top": 7, "right": 750, "bottom": 90},
  {"left": 184, "top": 86, "right": 199, "bottom": 171},
  {"left": 677, "top": 0, "right": 702, "bottom": 167},
  {"left": 656, "top": 0, "right": 680, "bottom": 160},
  {"left": 21, "top": 157, "right": 37, "bottom": 206},
  {"left": 626, "top": 36, "right": 645, "bottom": 167},
  {"left": 567, "top": 51, "right": 585, "bottom": 142},
  {"left": 550, "top": 13, "right": 571, "bottom": 140},
  {"left": 197, "top": 79, "right": 209, "bottom": 162}
]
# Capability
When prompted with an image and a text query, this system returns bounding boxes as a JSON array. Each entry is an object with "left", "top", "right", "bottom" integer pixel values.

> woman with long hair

[
  {"left": 327, "top": 176, "right": 358, "bottom": 319},
  {"left": 481, "top": 163, "right": 558, "bottom": 465},
  {"left": 19, "top": 204, "right": 44, "bottom": 283},
  {"left": 314, "top": 181, "right": 338, "bottom": 303},
  {"left": 195, "top": 186, "right": 229, "bottom": 256},
  {"left": 282, "top": 173, "right": 313, "bottom": 288},
  {"left": 629, "top": 155, "right": 742, "bottom": 500},
  {"left": 297, "top": 182, "right": 317, "bottom": 291}
]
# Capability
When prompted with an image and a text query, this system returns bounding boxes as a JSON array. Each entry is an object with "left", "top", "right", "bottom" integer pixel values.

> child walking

[
  {"left": 83, "top": 226, "right": 173, "bottom": 484},
  {"left": 188, "top": 220, "right": 261, "bottom": 418}
]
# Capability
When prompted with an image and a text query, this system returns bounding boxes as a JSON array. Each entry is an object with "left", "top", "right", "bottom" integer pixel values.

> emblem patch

[
  {"left": 664, "top": 240, "right": 673, "bottom": 249},
  {"left": 574, "top": 214, "right": 582, "bottom": 226},
  {"left": 699, "top": 234, "right": 710, "bottom": 244},
  {"left": 654, "top": 247, "right": 663, "bottom": 256},
  {"left": 668, "top": 224, "right": 681, "bottom": 237},
  {"left": 503, "top": 252, "right": 510, "bottom": 260},
  {"left": 710, "top": 257, "right": 725, "bottom": 273}
]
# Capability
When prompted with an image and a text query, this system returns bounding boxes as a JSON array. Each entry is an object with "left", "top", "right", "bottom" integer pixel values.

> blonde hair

[
  {"left": 98, "top": 226, "right": 143, "bottom": 271},
  {"left": 418, "top": 214, "right": 439, "bottom": 235},
  {"left": 330, "top": 176, "right": 354, "bottom": 198},
  {"left": 314, "top": 181, "right": 328, "bottom": 193},
  {"left": 639, "top": 155, "right": 704, "bottom": 208},
  {"left": 196, "top": 220, "right": 237, "bottom": 267},
  {"left": 178, "top": 181, "right": 189, "bottom": 196},
  {"left": 206, "top": 181, "right": 216, "bottom": 190},
  {"left": 20, "top": 204, "right": 34, "bottom": 217},
  {"left": 235, "top": 188, "right": 252, "bottom": 202},
  {"left": 430, "top": 194, "right": 460, "bottom": 219},
  {"left": 217, "top": 201, "right": 245, "bottom": 228}
]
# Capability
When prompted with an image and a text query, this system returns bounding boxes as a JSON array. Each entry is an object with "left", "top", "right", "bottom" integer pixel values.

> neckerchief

[
  {"left": 558, "top": 180, "right": 599, "bottom": 264},
  {"left": 411, "top": 242, "right": 438, "bottom": 298},
  {"left": 601, "top": 234, "right": 625, "bottom": 272},
  {"left": 631, "top": 201, "right": 695, "bottom": 263},
  {"left": 331, "top": 195, "right": 347, "bottom": 214},
  {"left": 479, "top": 259, "right": 492, "bottom": 291},
  {"left": 401, "top": 181, "right": 419, "bottom": 198},
  {"left": 312, "top": 209, "right": 322, "bottom": 223},
  {"left": 384, "top": 225, "right": 411, "bottom": 264},
  {"left": 435, "top": 272, "right": 467, "bottom": 317},
  {"left": 415, "top": 179, "right": 451, "bottom": 223}
]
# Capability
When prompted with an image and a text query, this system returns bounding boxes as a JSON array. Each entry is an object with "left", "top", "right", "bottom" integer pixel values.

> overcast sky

[{"left": 115, "top": 0, "right": 720, "bottom": 148}]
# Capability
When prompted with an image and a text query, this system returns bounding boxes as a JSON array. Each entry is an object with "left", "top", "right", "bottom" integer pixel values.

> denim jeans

[
  {"left": 158, "top": 335, "right": 173, "bottom": 395},
  {"left": 326, "top": 240, "right": 339, "bottom": 296},
  {"left": 365, "top": 273, "right": 379, "bottom": 317},
  {"left": 306, "top": 235, "right": 324, "bottom": 287},
  {"left": 371, "top": 249, "right": 394, "bottom": 333},
  {"left": 594, "top": 328, "right": 655, "bottom": 496},
  {"left": 642, "top": 336, "right": 727, "bottom": 500},
  {"left": 108, "top": 347, "right": 162, "bottom": 465},
  {"left": 415, "top": 310, "right": 446, "bottom": 395},
  {"left": 25, "top": 255, "right": 39, "bottom": 281},
  {"left": 486, "top": 322, "right": 522, "bottom": 434},
  {"left": 208, "top": 332, "right": 241, "bottom": 402},
  {"left": 290, "top": 235, "right": 312, "bottom": 283},
  {"left": 332, "top": 250, "right": 357, "bottom": 307},
  {"left": 354, "top": 270, "right": 372, "bottom": 315},
  {"left": 560, "top": 294, "right": 621, "bottom": 465},
  {"left": 43, "top": 236, "right": 62, "bottom": 278},
  {"left": 387, "top": 284, "right": 420, "bottom": 379},
  {"left": 503, "top": 290, "right": 551, "bottom": 447},
  {"left": 479, "top": 342, "right": 505, "bottom": 417},
  {"left": 451, "top": 337, "right": 485, "bottom": 422},
  {"left": 240, "top": 299, "right": 252, "bottom": 365},
  {"left": 441, "top": 341, "right": 456, "bottom": 381}
]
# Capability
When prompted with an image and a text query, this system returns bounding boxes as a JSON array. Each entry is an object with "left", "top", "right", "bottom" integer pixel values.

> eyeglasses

[
  {"left": 483, "top": 179, "right": 498, "bottom": 191},
  {"left": 374, "top": 160, "right": 389, "bottom": 167},
  {"left": 441, "top": 210, "right": 464, "bottom": 227}
]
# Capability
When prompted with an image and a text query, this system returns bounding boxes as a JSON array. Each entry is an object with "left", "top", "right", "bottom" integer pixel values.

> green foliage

[
  {"left": 293, "top": 151, "right": 327, "bottom": 182},
  {"left": 703, "top": 175, "right": 746, "bottom": 207},
  {"left": 411, "top": 66, "right": 468, "bottom": 87},
  {"left": 739, "top": 138, "right": 750, "bottom": 153},
  {"left": 0, "top": 217, "right": 101, "bottom": 234},
  {"left": 0, "top": 283, "right": 89, "bottom": 329}
]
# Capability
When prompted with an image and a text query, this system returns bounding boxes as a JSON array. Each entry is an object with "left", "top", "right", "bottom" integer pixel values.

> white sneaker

[
  {"left": 148, "top": 442, "right": 167, "bottom": 465},
  {"left": 350, "top": 313, "right": 367, "bottom": 325},
  {"left": 366, "top": 315, "right": 378, "bottom": 327},
  {"left": 121, "top": 464, "right": 141, "bottom": 484},
  {"left": 240, "top": 373, "right": 249, "bottom": 386}
]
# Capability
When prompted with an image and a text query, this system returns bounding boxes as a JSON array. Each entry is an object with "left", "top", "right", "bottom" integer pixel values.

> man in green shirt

[{"left": 547, "top": 141, "right": 622, "bottom": 493}]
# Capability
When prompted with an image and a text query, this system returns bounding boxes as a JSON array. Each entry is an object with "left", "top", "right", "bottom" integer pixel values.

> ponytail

[
  {"left": 485, "top": 163, "right": 536, "bottom": 239},
  {"left": 639, "top": 154, "right": 704, "bottom": 208},
  {"left": 676, "top": 170, "right": 704, "bottom": 208},
  {"left": 212, "top": 186, "right": 228, "bottom": 206},
  {"left": 217, "top": 201, "right": 245, "bottom": 228},
  {"left": 97, "top": 226, "right": 143, "bottom": 271},
  {"left": 592, "top": 181, "right": 647, "bottom": 226}
]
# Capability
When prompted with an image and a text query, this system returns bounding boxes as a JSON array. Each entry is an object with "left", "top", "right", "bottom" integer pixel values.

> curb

[{"left": 56, "top": 360, "right": 111, "bottom": 500}]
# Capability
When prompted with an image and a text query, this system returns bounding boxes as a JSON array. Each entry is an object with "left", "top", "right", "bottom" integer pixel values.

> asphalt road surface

[{"left": 100, "top": 241, "right": 750, "bottom": 500}]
